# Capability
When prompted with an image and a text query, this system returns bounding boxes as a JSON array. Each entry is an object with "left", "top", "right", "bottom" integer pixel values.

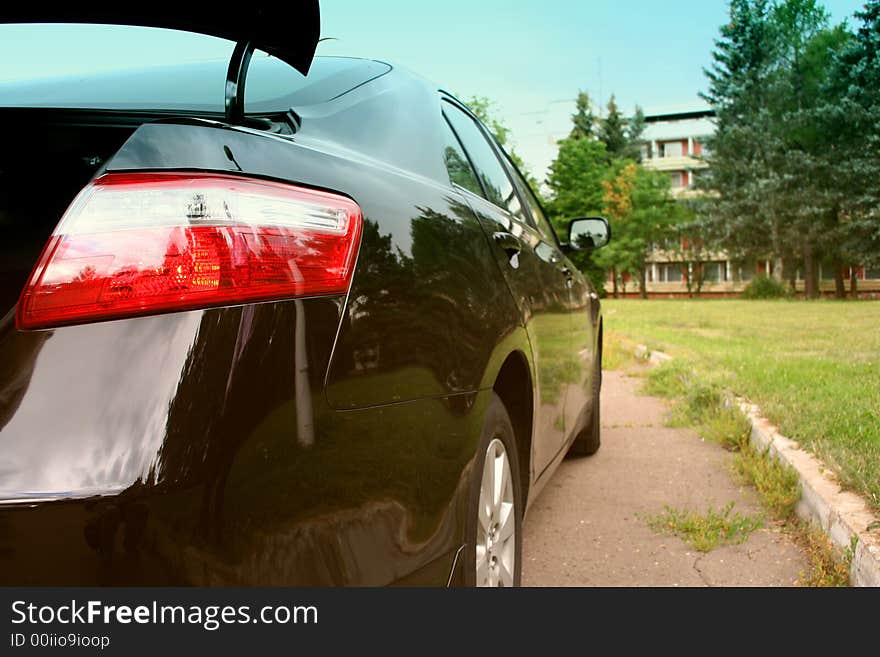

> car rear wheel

[{"left": 464, "top": 393, "right": 522, "bottom": 587}]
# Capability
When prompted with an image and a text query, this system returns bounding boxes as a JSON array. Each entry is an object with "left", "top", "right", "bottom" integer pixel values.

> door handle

[
  {"left": 493, "top": 231, "right": 522, "bottom": 254},
  {"left": 492, "top": 231, "right": 522, "bottom": 267},
  {"left": 560, "top": 265, "right": 574, "bottom": 288}
]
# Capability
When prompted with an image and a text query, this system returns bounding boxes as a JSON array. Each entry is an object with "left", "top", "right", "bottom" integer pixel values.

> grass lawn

[{"left": 601, "top": 299, "right": 880, "bottom": 511}]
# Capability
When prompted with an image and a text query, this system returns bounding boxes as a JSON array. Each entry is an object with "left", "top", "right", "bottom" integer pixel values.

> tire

[
  {"left": 463, "top": 392, "right": 523, "bottom": 587},
  {"left": 570, "top": 345, "right": 602, "bottom": 457}
]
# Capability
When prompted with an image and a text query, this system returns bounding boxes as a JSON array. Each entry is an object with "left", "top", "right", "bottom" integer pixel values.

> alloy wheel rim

[{"left": 476, "top": 438, "right": 516, "bottom": 586}]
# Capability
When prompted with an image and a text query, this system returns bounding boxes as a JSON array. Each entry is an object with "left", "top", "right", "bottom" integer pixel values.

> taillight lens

[{"left": 16, "top": 172, "right": 363, "bottom": 330}]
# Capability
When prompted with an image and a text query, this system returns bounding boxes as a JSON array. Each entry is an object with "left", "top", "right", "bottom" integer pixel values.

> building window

[
  {"left": 704, "top": 261, "right": 726, "bottom": 282},
  {"left": 864, "top": 268, "right": 880, "bottom": 280},
  {"left": 737, "top": 262, "right": 755, "bottom": 281},
  {"left": 669, "top": 171, "right": 684, "bottom": 188},
  {"left": 661, "top": 141, "right": 683, "bottom": 158},
  {"left": 658, "top": 263, "right": 683, "bottom": 282}
]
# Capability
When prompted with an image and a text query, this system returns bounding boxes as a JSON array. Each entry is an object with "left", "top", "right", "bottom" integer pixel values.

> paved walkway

[{"left": 522, "top": 369, "right": 806, "bottom": 586}]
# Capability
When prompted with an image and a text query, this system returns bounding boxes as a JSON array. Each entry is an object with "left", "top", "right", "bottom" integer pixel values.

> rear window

[{"left": 0, "top": 24, "right": 390, "bottom": 113}]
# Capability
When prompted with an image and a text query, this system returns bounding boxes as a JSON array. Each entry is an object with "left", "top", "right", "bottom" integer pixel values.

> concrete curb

[
  {"left": 634, "top": 344, "right": 672, "bottom": 367},
  {"left": 634, "top": 344, "right": 880, "bottom": 587}
]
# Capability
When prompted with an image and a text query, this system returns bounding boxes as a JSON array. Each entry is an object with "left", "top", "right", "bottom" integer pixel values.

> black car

[{"left": 0, "top": 6, "right": 609, "bottom": 586}]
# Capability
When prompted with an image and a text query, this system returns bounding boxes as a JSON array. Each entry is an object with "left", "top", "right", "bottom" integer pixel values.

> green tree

[
  {"left": 703, "top": 0, "right": 775, "bottom": 114},
  {"left": 545, "top": 138, "right": 608, "bottom": 221},
  {"left": 781, "top": 20, "right": 853, "bottom": 297},
  {"left": 627, "top": 106, "right": 648, "bottom": 160},
  {"left": 596, "top": 164, "right": 687, "bottom": 298},
  {"left": 700, "top": 0, "right": 781, "bottom": 280},
  {"left": 570, "top": 91, "right": 598, "bottom": 139},
  {"left": 546, "top": 92, "right": 660, "bottom": 293},
  {"left": 595, "top": 96, "right": 648, "bottom": 162},
  {"left": 819, "top": 0, "right": 880, "bottom": 296},
  {"left": 768, "top": 0, "right": 837, "bottom": 298},
  {"left": 668, "top": 211, "right": 713, "bottom": 298},
  {"left": 544, "top": 136, "right": 609, "bottom": 291},
  {"left": 699, "top": 0, "right": 854, "bottom": 298},
  {"left": 628, "top": 169, "right": 689, "bottom": 296},
  {"left": 594, "top": 161, "right": 639, "bottom": 297},
  {"left": 598, "top": 96, "right": 629, "bottom": 159}
]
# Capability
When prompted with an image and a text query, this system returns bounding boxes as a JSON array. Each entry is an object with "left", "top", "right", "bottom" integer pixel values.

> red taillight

[{"left": 16, "top": 172, "right": 363, "bottom": 329}]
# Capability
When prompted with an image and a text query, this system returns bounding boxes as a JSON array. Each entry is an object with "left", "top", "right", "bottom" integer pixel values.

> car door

[
  {"left": 500, "top": 158, "right": 598, "bottom": 444},
  {"left": 441, "top": 98, "right": 573, "bottom": 476},
  {"left": 560, "top": 256, "right": 598, "bottom": 440}
]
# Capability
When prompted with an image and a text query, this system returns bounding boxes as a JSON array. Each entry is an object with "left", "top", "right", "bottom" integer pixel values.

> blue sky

[{"left": 0, "top": 0, "right": 867, "bottom": 179}]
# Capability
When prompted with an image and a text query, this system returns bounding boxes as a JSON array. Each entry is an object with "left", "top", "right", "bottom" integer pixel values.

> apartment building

[
  {"left": 641, "top": 107, "right": 713, "bottom": 199},
  {"left": 610, "top": 107, "right": 880, "bottom": 297}
]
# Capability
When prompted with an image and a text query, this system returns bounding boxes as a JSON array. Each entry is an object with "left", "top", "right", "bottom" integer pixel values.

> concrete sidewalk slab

[
  {"left": 628, "top": 343, "right": 880, "bottom": 587},
  {"left": 522, "top": 370, "right": 805, "bottom": 586}
]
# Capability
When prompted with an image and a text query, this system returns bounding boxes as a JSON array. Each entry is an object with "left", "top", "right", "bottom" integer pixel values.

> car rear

[{"left": 0, "top": 23, "right": 377, "bottom": 585}]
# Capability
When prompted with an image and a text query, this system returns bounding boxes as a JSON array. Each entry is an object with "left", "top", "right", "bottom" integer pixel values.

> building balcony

[
  {"left": 643, "top": 155, "right": 708, "bottom": 171},
  {"left": 645, "top": 249, "right": 729, "bottom": 263}
]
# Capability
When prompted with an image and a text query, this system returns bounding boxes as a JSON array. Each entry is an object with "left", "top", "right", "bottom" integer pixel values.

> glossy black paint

[{"left": 0, "top": 61, "right": 602, "bottom": 585}]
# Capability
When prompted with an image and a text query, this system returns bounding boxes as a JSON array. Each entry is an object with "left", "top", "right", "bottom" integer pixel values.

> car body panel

[
  {"left": 457, "top": 193, "right": 571, "bottom": 475},
  {"left": 0, "top": 58, "right": 603, "bottom": 586},
  {"left": 563, "top": 264, "right": 599, "bottom": 441},
  {"left": 104, "top": 136, "right": 519, "bottom": 409},
  {"left": 0, "top": 297, "right": 491, "bottom": 585}
]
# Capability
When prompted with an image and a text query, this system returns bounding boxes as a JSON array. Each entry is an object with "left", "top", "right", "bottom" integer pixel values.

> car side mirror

[{"left": 567, "top": 217, "right": 611, "bottom": 251}]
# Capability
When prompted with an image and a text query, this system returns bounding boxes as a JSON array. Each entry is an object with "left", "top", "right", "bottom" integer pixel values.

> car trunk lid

[{"left": 0, "top": 6, "right": 321, "bottom": 75}]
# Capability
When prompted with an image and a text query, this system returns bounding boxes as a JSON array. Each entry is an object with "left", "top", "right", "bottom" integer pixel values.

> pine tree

[
  {"left": 703, "top": 0, "right": 774, "bottom": 113},
  {"left": 700, "top": 0, "right": 779, "bottom": 275},
  {"left": 598, "top": 96, "right": 629, "bottom": 158},
  {"left": 698, "top": 0, "right": 853, "bottom": 297},
  {"left": 627, "top": 107, "right": 647, "bottom": 161},
  {"left": 822, "top": 0, "right": 880, "bottom": 290},
  {"left": 570, "top": 91, "right": 598, "bottom": 140}
]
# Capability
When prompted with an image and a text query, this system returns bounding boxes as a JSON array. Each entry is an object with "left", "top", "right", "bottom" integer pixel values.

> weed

[
  {"left": 796, "top": 526, "right": 856, "bottom": 587},
  {"left": 703, "top": 407, "right": 752, "bottom": 451},
  {"left": 644, "top": 502, "right": 763, "bottom": 552},
  {"left": 638, "top": 345, "right": 853, "bottom": 585},
  {"left": 602, "top": 331, "right": 641, "bottom": 371},
  {"left": 604, "top": 299, "right": 880, "bottom": 514},
  {"left": 733, "top": 442, "right": 801, "bottom": 518},
  {"left": 643, "top": 360, "right": 692, "bottom": 399}
]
